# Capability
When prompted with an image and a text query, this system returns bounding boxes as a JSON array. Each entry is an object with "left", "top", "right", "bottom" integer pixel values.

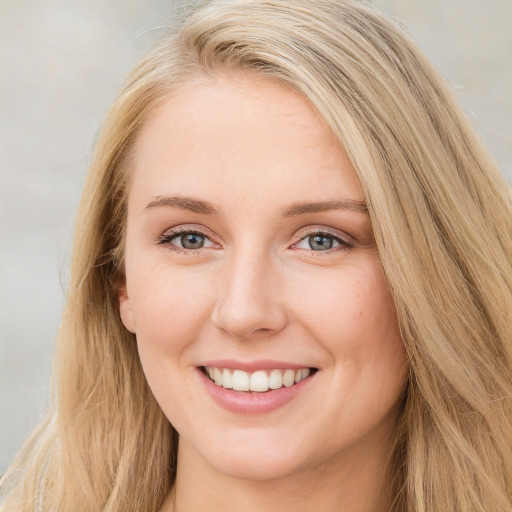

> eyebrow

[
  {"left": 144, "top": 195, "right": 368, "bottom": 216},
  {"left": 282, "top": 199, "right": 368, "bottom": 216},
  {"left": 145, "top": 196, "right": 219, "bottom": 214}
]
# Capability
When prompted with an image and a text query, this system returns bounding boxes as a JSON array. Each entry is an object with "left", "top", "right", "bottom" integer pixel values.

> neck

[{"left": 161, "top": 434, "right": 397, "bottom": 512}]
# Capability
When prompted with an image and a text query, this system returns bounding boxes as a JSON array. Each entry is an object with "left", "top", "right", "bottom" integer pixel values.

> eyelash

[
  {"left": 156, "top": 227, "right": 352, "bottom": 255},
  {"left": 293, "top": 229, "right": 352, "bottom": 253},
  {"left": 156, "top": 228, "right": 214, "bottom": 255}
]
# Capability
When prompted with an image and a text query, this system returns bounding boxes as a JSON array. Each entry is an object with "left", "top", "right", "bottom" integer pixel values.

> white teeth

[
  {"left": 268, "top": 369, "right": 283, "bottom": 389},
  {"left": 250, "top": 370, "right": 269, "bottom": 392},
  {"left": 205, "top": 366, "right": 313, "bottom": 392},
  {"left": 222, "top": 368, "right": 233, "bottom": 389},
  {"left": 213, "top": 367, "right": 223, "bottom": 386},
  {"left": 232, "top": 370, "right": 250, "bottom": 391},
  {"left": 283, "top": 369, "right": 295, "bottom": 387}
]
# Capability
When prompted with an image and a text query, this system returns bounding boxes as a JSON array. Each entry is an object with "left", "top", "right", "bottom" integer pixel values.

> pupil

[
  {"left": 181, "top": 233, "right": 204, "bottom": 249},
  {"left": 309, "top": 235, "right": 333, "bottom": 251}
]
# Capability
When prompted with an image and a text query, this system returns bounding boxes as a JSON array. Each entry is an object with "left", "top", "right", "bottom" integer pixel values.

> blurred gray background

[{"left": 1, "top": 0, "right": 511, "bottom": 473}]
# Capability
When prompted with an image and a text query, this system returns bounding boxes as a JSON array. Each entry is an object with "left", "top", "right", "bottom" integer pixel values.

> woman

[{"left": 2, "top": 0, "right": 512, "bottom": 510}]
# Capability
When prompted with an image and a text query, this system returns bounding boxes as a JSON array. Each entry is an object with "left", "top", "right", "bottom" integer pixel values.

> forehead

[{"left": 130, "top": 73, "right": 364, "bottom": 211}]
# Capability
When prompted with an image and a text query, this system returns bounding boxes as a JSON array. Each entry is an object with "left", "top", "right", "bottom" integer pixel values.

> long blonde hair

[{"left": 2, "top": 1, "right": 512, "bottom": 510}]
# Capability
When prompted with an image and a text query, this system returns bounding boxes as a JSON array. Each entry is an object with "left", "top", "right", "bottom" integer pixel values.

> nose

[{"left": 211, "top": 247, "right": 288, "bottom": 340}]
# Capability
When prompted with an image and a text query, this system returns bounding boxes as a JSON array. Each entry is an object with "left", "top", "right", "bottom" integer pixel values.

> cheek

[
  {"left": 130, "top": 266, "right": 215, "bottom": 422},
  {"left": 288, "top": 259, "right": 400, "bottom": 351},
  {"left": 129, "top": 263, "right": 215, "bottom": 357},
  {"left": 289, "top": 259, "right": 407, "bottom": 399}
]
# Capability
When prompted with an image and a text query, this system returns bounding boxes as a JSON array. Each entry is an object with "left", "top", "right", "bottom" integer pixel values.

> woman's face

[{"left": 119, "top": 74, "right": 407, "bottom": 481}]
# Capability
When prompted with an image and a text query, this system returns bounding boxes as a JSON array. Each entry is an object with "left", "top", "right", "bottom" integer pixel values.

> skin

[{"left": 119, "top": 73, "right": 408, "bottom": 512}]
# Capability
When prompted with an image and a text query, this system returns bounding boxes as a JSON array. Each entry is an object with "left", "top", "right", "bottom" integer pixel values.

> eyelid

[
  {"left": 156, "top": 224, "right": 221, "bottom": 250},
  {"left": 160, "top": 224, "right": 218, "bottom": 239},
  {"left": 292, "top": 225, "right": 353, "bottom": 246},
  {"left": 155, "top": 224, "right": 353, "bottom": 253}
]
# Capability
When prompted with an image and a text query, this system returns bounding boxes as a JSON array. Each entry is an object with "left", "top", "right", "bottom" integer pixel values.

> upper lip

[{"left": 197, "top": 359, "right": 316, "bottom": 372}]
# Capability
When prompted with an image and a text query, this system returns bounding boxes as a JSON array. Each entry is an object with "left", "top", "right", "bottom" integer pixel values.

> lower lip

[{"left": 197, "top": 368, "right": 315, "bottom": 415}]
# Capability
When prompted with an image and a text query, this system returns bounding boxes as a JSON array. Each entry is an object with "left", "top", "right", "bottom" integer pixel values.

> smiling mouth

[{"left": 201, "top": 366, "right": 318, "bottom": 392}]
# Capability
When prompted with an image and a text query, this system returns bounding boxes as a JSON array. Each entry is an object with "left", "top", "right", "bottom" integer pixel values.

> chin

[
  {"left": 180, "top": 430, "right": 312, "bottom": 482},
  {"left": 207, "top": 450, "right": 307, "bottom": 482}
]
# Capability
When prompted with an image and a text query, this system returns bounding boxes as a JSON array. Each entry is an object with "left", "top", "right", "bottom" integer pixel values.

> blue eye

[
  {"left": 177, "top": 232, "right": 206, "bottom": 249},
  {"left": 295, "top": 232, "right": 349, "bottom": 251},
  {"left": 158, "top": 230, "right": 215, "bottom": 251},
  {"left": 308, "top": 234, "right": 334, "bottom": 251}
]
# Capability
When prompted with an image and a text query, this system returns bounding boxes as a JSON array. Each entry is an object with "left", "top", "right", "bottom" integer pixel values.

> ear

[{"left": 118, "top": 283, "right": 136, "bottom": 334}]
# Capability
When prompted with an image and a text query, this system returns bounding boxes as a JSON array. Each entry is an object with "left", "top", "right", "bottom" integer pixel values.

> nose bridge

[{"left": 211, "top": 242, "right": 286, "bottom": 339}]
